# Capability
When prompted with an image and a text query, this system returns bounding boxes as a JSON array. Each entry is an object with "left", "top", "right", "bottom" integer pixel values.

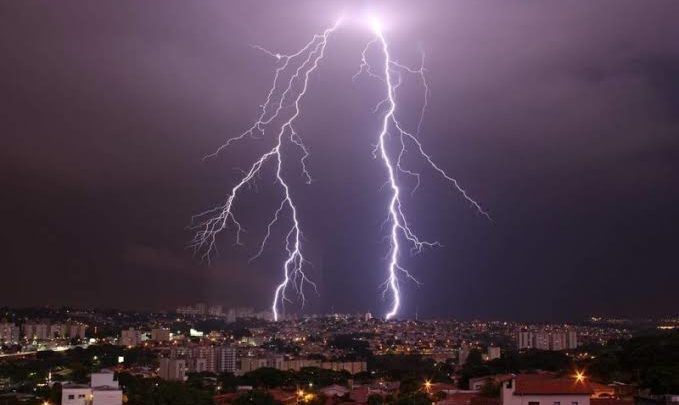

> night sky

[{"left": 2, "top": 1, "right": 678, "bottom": 320}]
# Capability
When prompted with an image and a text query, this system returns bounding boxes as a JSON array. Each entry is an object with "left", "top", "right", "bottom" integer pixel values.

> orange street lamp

[
  {"left": 574, "top": 370, "right": 586, "bottom": 383},
  {"left": 424, "top": 380, "right": 432, "bottom": 392}
]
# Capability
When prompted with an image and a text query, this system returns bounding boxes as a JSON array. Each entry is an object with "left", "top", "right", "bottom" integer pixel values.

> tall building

[
  {"left": 208, "top": 305, "right": 223, "bottom": 317},
  {"left": 516, "top": 331, "right": 534, "bottom": 350},
  {"left": 49, "top": 324, "right": 66, "bottom": 339},
  {"left": 188, "top": 346, "right": 216, "bottom": 372},
  {"left": 120, "top": 328, "right": 141, "bottom": 347},
  {"left": 566, "top": 330, "right": 578, "bottom": 349},
  {"left": 551, "top": 332, "right": 567, "bottom": 351},
  {"left": 187, "top": 357, "right": 208, "bottom": 373},
  {"left": 159, "top": 358, "right": 186, "bottom": 381},
  {"left": 0, "top": 323, "right": 20, "bottom": 345},
  {"left": 517, "top": 329, "right": 577, "bottom": 352},
  {"left": 533, "top": 331, "right": 551, "bottom": 350},
  {"left": 68, "top": 324, "right": 88, "bottom": 339},
  {"left": 215, "top": 346, "right": 237, "bottom": 373},
  {"left": 23, "top": 323, "right": 49, "bottom": 340}
]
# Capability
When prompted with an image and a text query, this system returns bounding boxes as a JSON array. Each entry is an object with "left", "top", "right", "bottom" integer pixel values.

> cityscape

[
  {"left": 0, "top": 306, "right": 677, "bottom": 405},
  {"left": 2, "top": 1, "right": 679, "bottom": 405}
]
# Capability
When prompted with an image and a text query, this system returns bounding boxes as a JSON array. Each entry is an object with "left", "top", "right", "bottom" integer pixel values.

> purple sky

[{"left": 1, "top": 1, "right": 678, "bottom": 320}]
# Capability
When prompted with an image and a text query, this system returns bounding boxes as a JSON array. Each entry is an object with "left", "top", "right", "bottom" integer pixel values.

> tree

[
  {"left": 394, "top": 392, "right": 430, "bottom": 405},
  {"left": 480, "top": 382, "right": 501, "bottom": 398},
  {"left": 242, "top": 368, "right": 287, "bottom": 388},
  {"left": 367, "top": 394, "right": 383, "bottom": 405},
  {"left": 232, "top": 390, "right": 282, "bottom": 405}
]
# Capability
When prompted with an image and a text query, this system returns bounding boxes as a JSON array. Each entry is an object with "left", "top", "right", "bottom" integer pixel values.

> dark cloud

[{"left": 1, "top": 1, "right": 678, "bottom": 320}]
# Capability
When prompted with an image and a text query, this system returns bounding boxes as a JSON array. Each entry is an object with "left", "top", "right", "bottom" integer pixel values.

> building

[
  {"left": 120, "top": 328, "right": 141, "bottom": 347},
  {"left": 49, "top": 324, "right": 66, "bottom": 339},
  {"left": 158, "top": 358, "right": 186, "bottom": 381},
  {"left": 68, "top": 324, "right": 88, "bottom": 339},
  {"left": 517, "top": 330, "right": 577, "bottom": 352},
  {"left": 215, "top": 346, "right": 237, "bottom": 373},
  {"left": 0, "top": 323, "right": 20, "bottom": 345},
  {"left": 236, "top": 357, "right": 367, "bottom": 376},
  {"left": 150, "top": 328, "right": 171, "bottom": 342},
  {"left": 469, "top": 374, "right": 514, "bottom": 391},
  {"left": 208, "top": 305, "right": 223, "bottom": 317},
  {"left": 320, "top": 361, "right": 367, "bottom": 374},
  {"left": 23, "top": 323, "right": 49, "bottom": 341},
  {"left": 187, "top": 357, "right": 208, "bottom": 373},
  {"left": 188, "top": 346, "right": 216, "bottom": 372},
  {"left": 502, "top": 375, "right": 592, "bottom": 405},
  {"left": 517, "top": 332, "right": 534, "bottom": 350},
  {"left": 485, "top": 347, "right": 501, "bottom": 361},
  {"left": 459, "top": 345, "right": 471, "bottom": 365},
  {"left": 566, "top": 331, "right": 578, "bottom": 350},
  {"left": 534, "top": 332, "right": 551, "bottom": 351},
  {"left": 62, "top": 384, "right": 90, "bottom": 405},
  {"left": 551, "top": 333, "right": 567, "bottom": 351},
  {"left": 62, "top": 371, "right": 122, "bottom": 405},
  {"left": 195, "top": 303, "right": 207, "bottom": 315},
  {"left": 176, "top": 306, "right": 202, "bottom": 316}
]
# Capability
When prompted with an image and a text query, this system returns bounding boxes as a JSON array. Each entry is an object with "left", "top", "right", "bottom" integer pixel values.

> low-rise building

[
  {"left": 62, "top": 371, "right": 122, "bottom": 405},
  {"left": 485, "top": 347, "right": 502, "bottom": 361},
  {"left": 502, "top": 375, "right": 592, "bottom": 405},
  {"left": 150, "top": 328, "right": 171, "bottom": 342}
]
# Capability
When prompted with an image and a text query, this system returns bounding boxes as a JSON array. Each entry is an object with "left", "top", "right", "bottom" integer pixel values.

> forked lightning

[{"left": 192, "top": 15, "right": 488, "bottom": 321}]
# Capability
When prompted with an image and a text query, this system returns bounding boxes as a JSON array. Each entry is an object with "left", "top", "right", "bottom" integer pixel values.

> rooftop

[{"left": 513, "top": 376, "right": 594, "bottom": 395}]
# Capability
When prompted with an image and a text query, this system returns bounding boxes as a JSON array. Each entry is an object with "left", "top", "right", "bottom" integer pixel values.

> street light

[
  {"left": 424, "top": 380, "right": 432, "bottom": 392},
  {"left": 574, "top": 370, "right": 586, "bottom": 383}
]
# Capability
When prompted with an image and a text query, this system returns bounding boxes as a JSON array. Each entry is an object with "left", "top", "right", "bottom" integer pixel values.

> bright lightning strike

[
  {"left": 192, "top": 13, "right": 488, "bottom": 322},
  {"left": 190, "top": 20, "right": 341, "bottom": 321},
  {"left": 357, "top": 17, "right": 490, "bottom": 320}
]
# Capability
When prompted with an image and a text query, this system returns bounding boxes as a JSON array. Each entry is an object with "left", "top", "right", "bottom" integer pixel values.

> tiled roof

[
  {"left": 591, "top": 399, "right": 634, "bottom": 405},
  {"left": 514, "top": 376, "right": 593, "bottom": 395}
]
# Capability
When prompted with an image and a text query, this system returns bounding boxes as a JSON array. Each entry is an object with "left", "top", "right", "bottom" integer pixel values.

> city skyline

[{"left": 2, "top": 1, "right": 678, "bottom": 320}]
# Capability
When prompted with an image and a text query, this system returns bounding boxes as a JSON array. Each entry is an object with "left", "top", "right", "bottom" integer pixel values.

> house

[
  {"left": 321, "top": 384, "right": 350, "bottom": 398},
  {"left": 470, "top": 375, "right": 515, "bottom": 391},
  {"left": 62, "top": 371, "right": 123, "bottom": 405},
  {"left": 502, "top": 375, "right": 593, "bottom": 405}
]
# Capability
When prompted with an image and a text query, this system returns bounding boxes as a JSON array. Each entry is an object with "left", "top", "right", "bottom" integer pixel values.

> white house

[{"left": 62, "top": 371, "right": 122, "bottom": 405}]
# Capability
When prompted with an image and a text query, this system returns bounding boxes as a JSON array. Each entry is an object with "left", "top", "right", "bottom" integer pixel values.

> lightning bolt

[
  {"left": 191, "top": 14, "right": 487, "bottom": 322},
  {"left": 190, "top": 20, "right": 341, "bottom": 321},
  {"left": 357, "top": 19, "right": 490, "bottom": 320}
]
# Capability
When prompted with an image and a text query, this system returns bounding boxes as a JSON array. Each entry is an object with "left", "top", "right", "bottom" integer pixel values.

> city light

[
  {"left": 574, "top": 370, "right": 586, "bottom": 383},
  {"left": 424, "top": 380, "right": 432, "bottom": 392}
]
